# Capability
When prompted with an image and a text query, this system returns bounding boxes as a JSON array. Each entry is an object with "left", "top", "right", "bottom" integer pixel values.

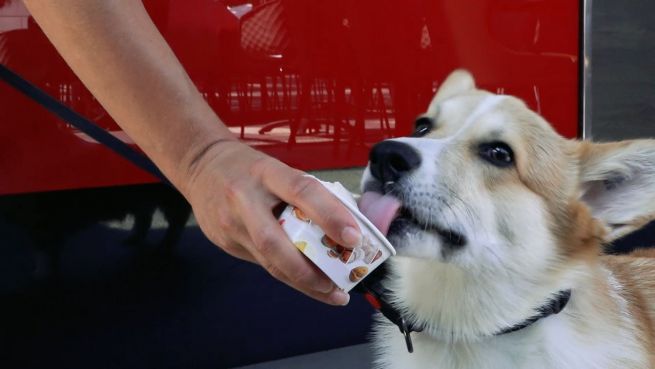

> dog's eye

[
  {"left": 413, "top": 116, "right": 433, "bottom": 137},
  {"left": 479, "top": 142, "right": 514, "bottom": 167}
]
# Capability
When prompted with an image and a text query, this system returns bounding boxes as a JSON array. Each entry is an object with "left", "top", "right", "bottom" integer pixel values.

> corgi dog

[{"left": 359, "top": 70, "right": 655, "bottom": 369}]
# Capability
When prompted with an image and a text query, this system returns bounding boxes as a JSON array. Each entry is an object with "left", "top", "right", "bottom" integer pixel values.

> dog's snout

[{"left": 369, "top": 141, "right": 421, "bottom": 183}]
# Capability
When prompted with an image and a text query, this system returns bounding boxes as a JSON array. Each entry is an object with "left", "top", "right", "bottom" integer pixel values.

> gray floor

[{"left": 233, "top": 344, "right": 373, "bottom": 369}]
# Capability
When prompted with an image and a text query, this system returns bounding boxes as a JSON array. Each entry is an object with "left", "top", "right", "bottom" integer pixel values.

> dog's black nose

[{"left": 369, "top": 141, "right": 421, "bottom": 183}]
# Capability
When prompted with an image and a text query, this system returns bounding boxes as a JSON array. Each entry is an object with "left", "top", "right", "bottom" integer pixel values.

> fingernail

[
  {"left": 315, "top": 278, "right": 334, "bottom": 294},
  {"left": 341, "top": 226, "right": 362, "bottom": 247},
  {"left": 331, "top": 290, "right": 350, "bottom": 306}
]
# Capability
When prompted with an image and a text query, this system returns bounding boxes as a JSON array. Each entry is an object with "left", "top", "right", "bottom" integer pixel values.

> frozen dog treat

[{"left": 278, "top": 178, "right": 396, "bottom": 291}]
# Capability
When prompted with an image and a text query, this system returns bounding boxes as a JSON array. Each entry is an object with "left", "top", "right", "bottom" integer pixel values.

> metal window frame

[{"left": 581, "top": 0, "right": 592, "bottom": 139}]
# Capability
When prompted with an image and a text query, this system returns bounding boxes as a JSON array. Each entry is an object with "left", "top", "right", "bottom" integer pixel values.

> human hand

[{"left": 181, "top": 140, "right": 362, "bottom": 305}]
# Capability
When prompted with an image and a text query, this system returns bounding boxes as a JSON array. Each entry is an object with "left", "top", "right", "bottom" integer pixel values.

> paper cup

[{"left": 277, "top": 179, "right": 396, "bottom": 291}]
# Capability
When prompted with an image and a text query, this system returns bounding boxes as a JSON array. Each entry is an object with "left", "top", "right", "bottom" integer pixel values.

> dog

[{"left": 359, "top": 70, "right": 655, "bottom": 368}]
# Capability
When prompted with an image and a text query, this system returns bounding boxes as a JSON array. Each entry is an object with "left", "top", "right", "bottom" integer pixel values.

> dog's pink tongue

[{"left": 358, "top": 192, "right": 402, "bottom": 236}]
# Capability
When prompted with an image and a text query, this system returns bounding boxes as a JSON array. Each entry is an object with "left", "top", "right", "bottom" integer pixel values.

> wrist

[
  {"left": 175, "top": 134, "right": 243, "bottom": 198},
  {"left": 140, "top": 96, "right": 239, "bottom": 195}
]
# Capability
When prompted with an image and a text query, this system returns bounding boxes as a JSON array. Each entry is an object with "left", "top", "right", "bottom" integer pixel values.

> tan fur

[{"left": 603, "top": 253, "right": 655, "bottom": 366}]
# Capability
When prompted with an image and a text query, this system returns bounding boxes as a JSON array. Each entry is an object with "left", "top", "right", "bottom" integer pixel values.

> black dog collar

[
  {"left": 494, "top": 289, "right": 571, "bottom": 335},
  {"left": 354, "top": 263, "right": 572, "bottom": 353}
]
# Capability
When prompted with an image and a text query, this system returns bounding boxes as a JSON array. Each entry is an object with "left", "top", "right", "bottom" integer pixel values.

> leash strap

[
  {"left": 354, "top": 263, "right": 423, "bottom": 353},
  {"left": 0, "top": 63, "right": 170, "bottom": 185}
]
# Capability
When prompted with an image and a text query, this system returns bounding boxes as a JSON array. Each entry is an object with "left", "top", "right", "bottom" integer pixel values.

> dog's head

[{"left": 361, "top": 70, "right": 655, "bottom": 341}]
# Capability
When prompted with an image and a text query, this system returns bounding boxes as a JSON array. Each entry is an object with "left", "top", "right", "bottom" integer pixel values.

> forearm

[{"left": 23, "top": 0, "right": 235, "bottom": 191}]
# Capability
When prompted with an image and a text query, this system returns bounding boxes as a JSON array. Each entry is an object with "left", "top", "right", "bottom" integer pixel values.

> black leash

[
  {"left": 354, "top": 263, "right": 423, "bottom": 353},
  {"left": 0, "top": 63, "right": 170, "bottom": 185}
]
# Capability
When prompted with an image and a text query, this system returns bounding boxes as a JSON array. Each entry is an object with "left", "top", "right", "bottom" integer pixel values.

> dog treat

[
  {"left": 291, "top": 207, "right": 311, "bottom": 223},
  {"left": 277, "top": 178, "right": 396, "bottom": 291},
  {"left": 349, "top": 266, "right": 369, "bottom": 282}
]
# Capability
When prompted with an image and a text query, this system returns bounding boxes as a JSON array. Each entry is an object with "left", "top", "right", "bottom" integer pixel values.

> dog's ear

[
  {"left": 426, "top": 69, "right": 475, "bottom": 115},
  {"left": 578, "top": 140, "right": 655, "bottom": 241}
]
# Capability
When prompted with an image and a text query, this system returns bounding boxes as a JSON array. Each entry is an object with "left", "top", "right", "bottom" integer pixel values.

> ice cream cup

[{"left": 277, "top": 178, "right": 396, "bottom": 292}]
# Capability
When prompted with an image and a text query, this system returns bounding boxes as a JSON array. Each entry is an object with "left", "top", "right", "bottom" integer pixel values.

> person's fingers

[
  {"left": 259, "top": 162, "right": 362, "bottom": 248},
  {"left": 183, "top": 144, "right": 353, "bottom": 306},
  {"left": 279, "top": 277, "right": 350, "bottom": 306},
  {"left": 218, "top": 167, "right": 340, "bottom": 302},
  {"left": 245, "top": 245, "right": 350, "bottom": 306},
  {"left": 212, "top": 228, "right": 348, "bottom": 305},
  {"left": 235, "top": 190, "right": 337, "bottom": 297},
  {"left": 266, "top": 172, "right": 353, "bottom": 305}
]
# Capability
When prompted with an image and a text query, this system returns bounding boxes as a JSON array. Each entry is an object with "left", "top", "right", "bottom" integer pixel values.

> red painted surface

[{"left": 0, "top": 0, "right": 579, "bottom": 195}]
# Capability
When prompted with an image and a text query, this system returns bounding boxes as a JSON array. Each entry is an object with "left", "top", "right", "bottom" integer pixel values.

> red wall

[{"left": 0, "top": 0, "right": 579, "bottom": 195}]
